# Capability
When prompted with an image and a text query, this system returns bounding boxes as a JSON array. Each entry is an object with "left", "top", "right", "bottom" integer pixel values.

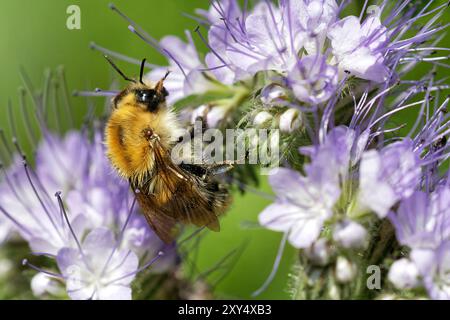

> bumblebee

[{"left": 104, "top": 57, "right": 229, "bottom": 243}]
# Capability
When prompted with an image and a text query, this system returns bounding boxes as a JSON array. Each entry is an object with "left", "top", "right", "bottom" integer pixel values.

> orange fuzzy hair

[{"left": 104, "top": 82, "right": 181, "bottom": 187}]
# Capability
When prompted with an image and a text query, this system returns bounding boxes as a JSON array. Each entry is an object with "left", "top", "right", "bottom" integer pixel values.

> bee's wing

[
  {"left": 151, "top": 142, "right": 226, "bottom": 233},
  {"left": 160, "top": 167, "right": 222, "bottom": 231},
  {"left": 135, "top": 190, "right": 178, "bottom": 243}
]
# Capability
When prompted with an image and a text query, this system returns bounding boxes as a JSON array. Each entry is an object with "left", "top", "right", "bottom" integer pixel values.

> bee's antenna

[
  {"left": 155, "top": 70, "right": 171, "bottom": 92},
  {"left": 161, "top": 70, "right": 172, "bottom": 81},
  {"left": 103, "top": 55, "right": 136, "bottom": 83},
  {"left": 162, "top": 70, "right": 171, "bottom": 81},
  {"left": 139, "top": 58, "right": 146, "bottom": 85}
]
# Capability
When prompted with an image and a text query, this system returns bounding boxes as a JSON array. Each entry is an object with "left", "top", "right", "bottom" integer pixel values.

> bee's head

[
  {"left": 113, "top": 80, "right": 169, "bottom": 112},
  {"left": 105, "top": 56, "right": 170, "bottom": 112}
]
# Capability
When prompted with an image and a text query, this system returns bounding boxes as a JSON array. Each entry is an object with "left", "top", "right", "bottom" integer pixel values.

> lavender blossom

[
  {"left": 412, "top": 240, "right": 450, "bottom": 300},
  {"left": 301, "top": 126, "right": 368, "bottom": 180},
  {"left": 287, "top": 55, "right": 338, "bottom": 104},
  {"left": 389, "top": 188, "right": 450, "bottom": 250},
  {"left": 0, "top": 130, "right": 176, "bottom": 299},
  {"left": 388, "top": 186, "right": 450, "bottom": 298},
  {"left": 56, "top": 228, "right": 139, "bottom": 300},
  {"left": 259, "top": 165, "right": 340, "bottom": 248},
  {"left": 145, "top": 33, "right": 212, "bottom": 104},
  {"left": 328, "top": 14, "right": 389, "bottom": 82},
  {"left": 357, "top": 139, "right": 422, "bottom": 218}
]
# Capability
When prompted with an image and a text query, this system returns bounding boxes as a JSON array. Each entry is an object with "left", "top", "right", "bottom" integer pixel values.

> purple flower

[
  {"left": 259, "top": 166, "right": 340, "bottom": 248},
  {"left": 145, "top": 33, "right": 212, "bottom": 104},
  {"left": 301, "top": 126, "right": 368, "bottom": 179},
  {"left": 411, "top": 241, "right": 450, "bottom": 300},
  {"left": 0, "top": 130, "right": 177, "bottom": 299},
  {"left": 260, "top": 84, "right": 286, "bottom": 105},
  {"left": 35, "top": 132, "right": 90, "bottom": 193},
  {"left": 328, "top": 14, "right": 389, "bottom": 82},
  {"left": 196, "top": 0, "right": 241, "bottom": 25},
  {"left": 285, "top": 0, "right": 338, "bottom": 55},
  {"left": 56, "top": 228, "right": 139, "bottom": 300},
  {"left": 204, "top": 1, "right": 305, "bottom": 81},
  {"left": 287, "top": 55, "right": 338, "bottom": 104},
  {"left": 0, "top": 156, "right": 83, "bottom": 254},
  {"left": 388, "top": 186, "right": 450, "bottom": 298},
  {"left": 358, "top": 139, "right": 421, "bottom": 218},
  {"left": 389, "top": 188, "right": 450, "bottom": 250}
]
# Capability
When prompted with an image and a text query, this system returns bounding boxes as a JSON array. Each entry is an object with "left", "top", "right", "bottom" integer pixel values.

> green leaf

[{"left": 172, "top": 91, "right": 234, "bottom": 111}]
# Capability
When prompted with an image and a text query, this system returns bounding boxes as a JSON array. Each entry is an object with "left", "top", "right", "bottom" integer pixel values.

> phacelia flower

[
  {"left": 145, "top": 33, "right": 213, "bottom": 104},
  {"left": 389, "top": 188, "right": 450, "bottom": 250},
  {"left": 287, "top": 55, "right": 338, "bottom": 104},
  {"left": 259, "top": 165, "right": 340, "bottom": 248},
  {"left": 358, "top": 139, "right": 421, "bottom": 218},
  {"left": 56, "top": 228, "right": 139, "bottom": 300},
  {"left": 0, "top": 130, "right": 176, "bottom": 299},
  {"left": 388, "top": 186, "right": 450, "bottom": 298},
  {"left": 412, "top": 240, "right": 450, "bottom": 300},
  {"left": 328, "top": 14, "right": 389, "bottom": 82}
]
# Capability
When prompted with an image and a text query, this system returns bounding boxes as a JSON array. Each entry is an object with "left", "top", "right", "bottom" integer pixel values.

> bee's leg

[
  {"left": 207, "top": 149, "right": 249, "bottom": 176},
  {"left": 179, "top": 162, "right": 207, "bottom": 177},
  {"left": 207, "top": 162, "right": 234, "bottom": 176}
]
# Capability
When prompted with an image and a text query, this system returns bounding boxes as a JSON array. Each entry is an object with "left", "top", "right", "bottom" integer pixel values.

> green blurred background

[{"left": 0, "top": 0, "right": 448, "bottom": 299}]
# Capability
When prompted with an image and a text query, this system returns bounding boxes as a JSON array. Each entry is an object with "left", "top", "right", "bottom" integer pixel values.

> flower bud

[
  {"left": 206, "top": 106, "right": 227, "bottom": 128},
  {"left": 388, "top": 258, "right": 420, "bottom": 290},
  {"left": 333, "top": 219, "right": 368, "bottom": 249},
  {"left": 335, "top": 256, "right": 357, "bottom": 283},
  {"left": 190, "top": 105, "right": 208, "bottom": 124},
  {"left": 260, "top": 84, "right": 284, "bottom": 105},
  {"left": 304, "top": 238, "right": 332, "bottom": 266},
  {"left": 328, "top": 283, "right": 340, "bottom": 300},
  {"left": 31, "top": 272, "right": 64, "bottom": 297},
  {"left": 253, "top": 111, "right": 273, "bottom": 128},
  {"left": 279, "top": 109, "right": 302, "bottom": 133}
]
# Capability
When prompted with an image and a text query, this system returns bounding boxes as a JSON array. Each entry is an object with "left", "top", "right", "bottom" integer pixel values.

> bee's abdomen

[{"left": 105, "top": 118, "right": 154, "bottom": 181}]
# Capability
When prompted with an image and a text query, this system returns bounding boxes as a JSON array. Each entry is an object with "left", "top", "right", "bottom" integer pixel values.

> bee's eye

[
  {"left": 135, "top": 89, "right": 159, "bottom": 111},
  {"left": 136, "top": 89, "right": 155, "bottom": 103}
]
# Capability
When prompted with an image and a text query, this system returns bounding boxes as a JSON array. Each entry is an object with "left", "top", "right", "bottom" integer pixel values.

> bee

[{"left": 103, "top": 56, "right": 230, "bottom": 243}]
